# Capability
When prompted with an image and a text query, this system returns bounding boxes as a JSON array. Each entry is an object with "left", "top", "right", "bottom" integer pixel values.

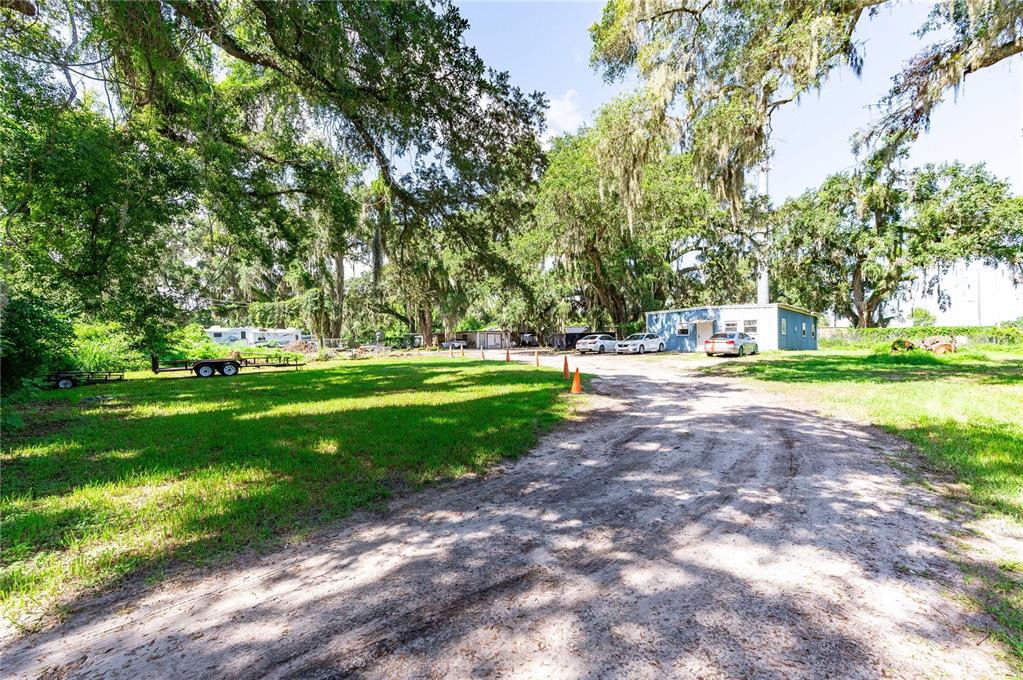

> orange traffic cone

[
  {"left": 570, "top": 367, "right": 582, "bottom": 394},
  {"left": 505, "top": 347, "right": 510, "bottom": 362},
  {"left": 534, "top": 350, "right": 540, "bottom": 367},
  {"left": 562, "top": 356, "right": 569, "bottom": 379}
]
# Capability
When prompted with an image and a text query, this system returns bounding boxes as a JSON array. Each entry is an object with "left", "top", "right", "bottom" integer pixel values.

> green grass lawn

[
  {"left": 1, "top": 357, "right": 572, "bottom": 631},
  {"left": 698, "top": 346, "right": 1023, "bottom": 659}
]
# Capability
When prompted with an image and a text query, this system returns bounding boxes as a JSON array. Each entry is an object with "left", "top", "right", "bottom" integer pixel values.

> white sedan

[
  {"left": 575, "top": 334, "right": 617, "bottom": 354},
  {"left": 615, "top": 333, "right": 665, "bottom": 354}
]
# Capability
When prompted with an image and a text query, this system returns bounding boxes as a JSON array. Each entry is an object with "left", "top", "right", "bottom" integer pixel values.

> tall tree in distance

[
  {"left": 772, "top": 147, "right": 1022, "bottom": 327},
  {"left": 590, "top": 0, "right": 1022, "bottom": 211}
]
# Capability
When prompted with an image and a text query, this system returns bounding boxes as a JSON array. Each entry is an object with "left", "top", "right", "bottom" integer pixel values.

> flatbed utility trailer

[
  {"left": 48, "top": 370, "right": 125, "bottom": 390},
  {"left": 150, "top": 353, "right": 304, "bottom": 378}
]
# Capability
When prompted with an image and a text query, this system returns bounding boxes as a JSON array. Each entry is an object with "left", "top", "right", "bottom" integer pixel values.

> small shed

[
  {"left": 645, "top": 304, "right": 818, "bottom": 352},
  {"left": 468, "top": 328, "right": 516, "bottom": 349}
]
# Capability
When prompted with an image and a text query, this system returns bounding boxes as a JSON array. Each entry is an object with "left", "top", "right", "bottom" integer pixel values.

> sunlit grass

[{"left": 1, "top": 357, "right": 572, "bottom": 631}]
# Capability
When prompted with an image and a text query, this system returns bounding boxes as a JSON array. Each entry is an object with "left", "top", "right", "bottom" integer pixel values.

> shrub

[
  {"left": 822, "top": 325, "right": 1023, "bottom": 347},
  {"left": 910, "top": 308, "right": 937, "bottom": 326},
  {"left": 0, "top": 292, "right": 72, "bottom": 391},
  {"left": 615, "top": 320, "right": 646, "bottom": 337},
  {"left": 161, "top": 324, "right": 224, "bottom": 360},
  {"left": 70, "top": 322, "right": 148, "bottom": 371}
]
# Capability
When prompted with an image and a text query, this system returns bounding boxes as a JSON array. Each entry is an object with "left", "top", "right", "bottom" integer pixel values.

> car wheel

[
  {"left": 658, "top": 343, "right": 664, "bottom": 352},
  {"left": 638, "top": 345, "right": 645, "bottom": 354},
  {"left": 57, "top": 377, "right": 75, "bottom": 389},
  {"left": 219, "top": 362, "right": 239, "bottom": 376},
  {"left": 738, "top": 346, "right": 746, "bottom": 357},
  {"left": 706, "top": 353, "right": 714, "bottom": 357},
  {"left": 195, "top": 364, "right": 215, "bottom": 377},
  {"left": 598, "top": 345, "right": 605, "bottom": 354}
]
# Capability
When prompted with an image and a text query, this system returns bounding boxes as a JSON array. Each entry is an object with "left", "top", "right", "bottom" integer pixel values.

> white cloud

[{"left": 545, "top": 89, "right": 584, "bottom": 145}]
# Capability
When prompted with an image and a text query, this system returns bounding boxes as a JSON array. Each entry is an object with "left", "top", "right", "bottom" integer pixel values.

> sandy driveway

[{"left": 4, "top": 354, "right": 1012, "bottom": 678}]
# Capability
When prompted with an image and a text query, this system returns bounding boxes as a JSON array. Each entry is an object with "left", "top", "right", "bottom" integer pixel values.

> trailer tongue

[{"left": 150, "top": 353, "right": 304, "bottom": 378}]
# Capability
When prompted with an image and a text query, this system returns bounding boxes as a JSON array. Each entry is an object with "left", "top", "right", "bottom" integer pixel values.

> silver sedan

[{"left": 704, "top": 332, "right": 758, "bottom": 357}]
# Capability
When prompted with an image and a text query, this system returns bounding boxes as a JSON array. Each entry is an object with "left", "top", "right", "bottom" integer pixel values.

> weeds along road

[{"left": 5, "top": 352, "right": 1011, "bottom": 678}]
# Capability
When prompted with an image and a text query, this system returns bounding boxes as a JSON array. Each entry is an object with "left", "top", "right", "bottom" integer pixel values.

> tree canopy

[
  {"left": 772, "top": 147, "right": 1023, "bottom": 326},
  {"left": 1, "top": 0, "right": 545, "bottom": 346},
  {"left": 1, "top": 1, "right": 1021, "bottom": 388},
  {"left": 589, "top": 0, "right": 1023, "bottom": 208}
]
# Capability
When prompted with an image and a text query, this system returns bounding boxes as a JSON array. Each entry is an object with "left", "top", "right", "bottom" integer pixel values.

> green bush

[
  {"left": 0, "top": 292, "right": 72, "bottom": 391},
  {"left": 155, "top": 325, "right": 302, "bottom": 362},
  {"left": 615, "top": 319, "right": 646, "bottom": 337},
  {"left": 160, "top": 324, "right": 224, "bottom": 360},
  {"left": 910, "top": 308, "right": 937, "bottom": 326},
  {"left": 70, "top": 322, "right": 148, "bottom": 371},
  {"left": 822, "top": 325, "right": 1023, "bottom": 347}
]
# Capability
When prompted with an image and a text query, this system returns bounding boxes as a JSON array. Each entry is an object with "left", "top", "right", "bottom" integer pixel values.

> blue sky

[
  {"left": 456, "top": 1, "right": 1022, "bottom": 324},
  {"left": 457, "top": 1, "right": 1022, "bottom": 203}
]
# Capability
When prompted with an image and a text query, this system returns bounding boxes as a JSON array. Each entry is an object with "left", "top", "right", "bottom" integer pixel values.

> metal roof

[{"left": 645, "top": 303, "right": 816, "bottom": 317}]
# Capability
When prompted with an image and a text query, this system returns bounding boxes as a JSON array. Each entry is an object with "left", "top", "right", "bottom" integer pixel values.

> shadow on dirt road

[{"left": 3, "top": 354, "right": 1011, "bottom": 678}]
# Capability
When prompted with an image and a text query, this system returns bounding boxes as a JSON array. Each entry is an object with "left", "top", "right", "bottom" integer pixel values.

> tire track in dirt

[{"left": 2, "top": 354, "right": 1012, "bottom": 679}]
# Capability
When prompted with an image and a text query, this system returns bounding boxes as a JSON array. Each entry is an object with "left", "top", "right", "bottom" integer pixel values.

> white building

[
  {"left": 822, "top": 262, "right": 1022, "bottom": 328},
  {"left": 895, "top": 262, "right": 1023, "bottom": 326},
  {"left": 204, "top": 326, "right": 310, "bottom": 346}
]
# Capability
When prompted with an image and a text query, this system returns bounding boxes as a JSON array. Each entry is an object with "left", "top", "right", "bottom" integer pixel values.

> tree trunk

[
  {"left": 851, "top": 261, "right": 869, "bottom": 327},
  {"left": 421, "top": 303, "right": 433, "bottom": 348},
  {"left": 331, "top": 252, "right": 345, "bottom": 339}
]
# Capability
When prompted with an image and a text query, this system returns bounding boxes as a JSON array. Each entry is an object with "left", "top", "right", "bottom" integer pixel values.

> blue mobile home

[{"left": 645, "top": 303, "right": 818, "bottom": 353}]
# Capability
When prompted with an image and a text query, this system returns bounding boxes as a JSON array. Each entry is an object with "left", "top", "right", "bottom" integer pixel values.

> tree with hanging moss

[
  {"left": 771, "top": 147, "right": 1023, "bottom": 327},
  {"left": 589, "top": 0, "right": 1023, "bottom": 211}
]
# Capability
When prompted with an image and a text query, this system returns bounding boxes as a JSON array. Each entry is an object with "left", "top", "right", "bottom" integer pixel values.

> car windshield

[
  {"left": 625, "top": 334, "right": 645, "bottom": 341},
  {"left": 710, "top": 333, "right": 733, "bottom": 339}
]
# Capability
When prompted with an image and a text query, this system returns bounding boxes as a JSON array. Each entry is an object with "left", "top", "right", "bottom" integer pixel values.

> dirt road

[{"left": 4, "top": 354, "right": 1012, "bottom": 678}]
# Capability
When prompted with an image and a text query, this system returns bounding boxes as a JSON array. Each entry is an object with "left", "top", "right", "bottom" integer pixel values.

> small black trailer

[
  {"left": 48, "top": 370, "right": 125, "bottom": 390},
  {"left": 150, "top": 353, "right": 304, "bottom": 378}
]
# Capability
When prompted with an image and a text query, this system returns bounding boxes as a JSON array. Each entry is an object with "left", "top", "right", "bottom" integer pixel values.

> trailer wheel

[
  {"left": 195, "top": 364, "right": 215, "bottom": 378},
  {"left": 57, "top": 377, "right": 75, "bottom": 389},
  {"left": 219, "top": 362, "right": 239, "bottom": 376}
]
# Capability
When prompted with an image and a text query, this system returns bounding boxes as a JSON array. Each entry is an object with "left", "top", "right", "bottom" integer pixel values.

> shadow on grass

[
  {"left": 700, "top": 350, "right": 1023, "bottom": 386},
  {"left": 3, "top": 370, "right": 1015, "bottom": 677},
  {"left": 0, "top": 360, "right": 572, "bottom": 618},
  {"left": 890, "top": 418, "right": 1023, "bottom": 522}
]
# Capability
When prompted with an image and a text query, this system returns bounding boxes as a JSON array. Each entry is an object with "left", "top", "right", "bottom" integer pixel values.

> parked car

[
  {"left": 441, "top": 339, "right": 468, "bottom": 349},
  {"left": 615, "top": 333, "right": 664, "bottom": 354},
  {"left": 575, "top": 334, "right": 617, "bottom": 354},
  {"left": 704, "top": 332, "right": 758, "bottom": 357}
]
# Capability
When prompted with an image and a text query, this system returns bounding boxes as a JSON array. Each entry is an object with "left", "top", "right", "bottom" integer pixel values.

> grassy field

[
  {"left": 1, "top": 357, "right": 572, "bottom": 631},
  {"left": 699, "top": 346, "right": 1023, "bottom": 660}
]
